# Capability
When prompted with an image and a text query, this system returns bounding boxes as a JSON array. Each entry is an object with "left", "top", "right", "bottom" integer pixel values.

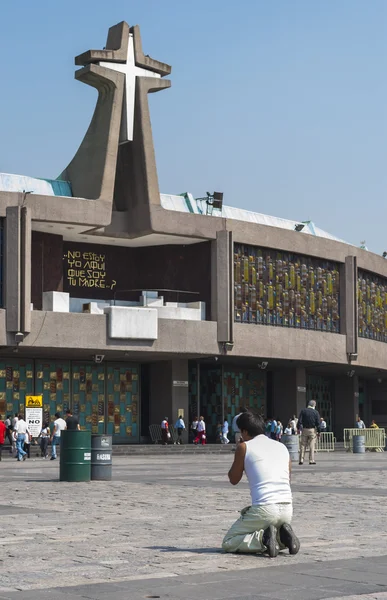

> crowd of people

[
  {"left": 0, "top": 409, "right": 80, "bottom": 461},
  {"left": 159, "top": 407, "right": 329, "bottom": 447}
]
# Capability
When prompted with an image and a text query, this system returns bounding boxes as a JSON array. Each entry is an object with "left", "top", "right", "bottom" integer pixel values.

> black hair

[
  {"left": 55, "top": 412, "right": 61, "bottom": 418},
  {"left": 18, "top": 413, "right": 24, "bottom": 420},
  {"left": 236, "top": 411, "right": 265, "bottom": 437}
]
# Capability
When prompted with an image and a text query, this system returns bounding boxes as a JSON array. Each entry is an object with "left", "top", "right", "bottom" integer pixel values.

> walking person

[
  {"left": 222, "top": 410, "right": 300, "bottom": 557},
  {"left": 4, "top": 415, "right": 13, "bottom": 453},
  {"left": 50, "top": 412, "right": 66, "bottom": 460},
  {"left": 191, "top": 416, "right": 198, "bottom": 443},
  {"left": 23, "top": 430, "right": 32, "bottom": 459},
  {"left": 276, "top": 420, "right": 283, "bottom": 441},
  {"left": 194, "top": 416, "right": 206, "bottom": 445},
  {"left": 298, "top": 400, "right": 321, "bottom": 465},
  {"left": 0, "top": 415, "right": 6, "bottom": 461},
  {"left": 39, "top": 422, "right": 50, "bottom": 458},
  {"left": 15, "top": 414, "right": 29, "bottom": 462},
  {"left": 222, "top": 418, "right": 230, "bottom": 444},
  {"left": 289, "top": 415, "right": 297, "bottom": 435},
  {"left": 65, "top": 409, "right": 80, "bottom": 431},
  {"left": 175, "top": 415, "right": 186, "bottom": 445},
  {"left": 320, "top": 417, "right": 327, "bottom": 432},
  {"left": 161, "top": 417, "right": 171, "bottom": 445}
]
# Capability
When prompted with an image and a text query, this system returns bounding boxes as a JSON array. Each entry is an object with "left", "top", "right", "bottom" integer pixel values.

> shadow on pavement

[{"left": 147, "top": 545, "right": 224, "bottom": 554}]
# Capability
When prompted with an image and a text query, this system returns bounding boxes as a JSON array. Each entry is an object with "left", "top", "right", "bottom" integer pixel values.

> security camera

[
  {"left": 93, "top": 354, "right": 105, "bottom": 364},
  {"left": 214, "top": 356, "right": 219, "bottom": 361}
]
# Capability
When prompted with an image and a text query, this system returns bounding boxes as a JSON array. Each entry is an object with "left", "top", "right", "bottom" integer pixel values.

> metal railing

[
  {"left": 148, "top": 424, "right": 178, "bottom": 444},
  {"left": 343, "top": 428, "right": 385, "bottom": 452},
  {"left": 316, "top": 432, "right": 335, "bottom": 452}
]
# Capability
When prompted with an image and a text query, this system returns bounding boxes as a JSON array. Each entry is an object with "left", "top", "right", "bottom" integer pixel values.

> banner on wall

[{"left": 25, "top": 395, "right": 43, "bottom": 438}]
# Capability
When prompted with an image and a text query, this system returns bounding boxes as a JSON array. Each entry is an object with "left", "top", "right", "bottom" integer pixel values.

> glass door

[
  {"left": 106, "top": 364, "right": 139, "bottom": 443},
  {"left": 72, "top": 363, "right": 105, "bottom": 434},
  {"left": 35, "top": 361, "right": 70, "bottom": 427}
]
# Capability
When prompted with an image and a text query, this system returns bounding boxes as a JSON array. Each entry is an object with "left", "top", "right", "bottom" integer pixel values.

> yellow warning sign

[{"left": 26, "top": 395, "right": 43, "bottom": 408}]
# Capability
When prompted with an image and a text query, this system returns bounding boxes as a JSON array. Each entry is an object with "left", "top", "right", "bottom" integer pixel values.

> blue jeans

[
  {"left": 16, "top": 434, "right": 26, "bottom": 460},
  {"left": 52, "top": 436, "right": 60, "bottom": 458}
]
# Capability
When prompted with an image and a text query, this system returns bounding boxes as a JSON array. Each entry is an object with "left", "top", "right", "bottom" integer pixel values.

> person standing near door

[
  {"left": 174, "top": 415, "right": 185, "bottom": 445},
  {"left": 50, "top": 412, "right": 67, "bottom": 460},
  {"left": 298, "top": 400, "right": 321, "bottom": 465},
  {"left": 0, "top": 416, "right": 6, "bottom": 461},
  {"left": 15, "top": 414, "right": 29, "bottom": 462},
  {"left": 65, "top": 409, "right": 80, "bottom": 431}
]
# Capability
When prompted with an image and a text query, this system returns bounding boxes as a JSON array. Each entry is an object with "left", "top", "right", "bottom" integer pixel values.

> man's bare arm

[{"left": 228, "top": 442, "right": 246, "bottom": 485}]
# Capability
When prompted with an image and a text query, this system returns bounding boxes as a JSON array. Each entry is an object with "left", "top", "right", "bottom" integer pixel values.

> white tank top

[{"left": 244, "top": 435, "right": 292, "bottom": 505}]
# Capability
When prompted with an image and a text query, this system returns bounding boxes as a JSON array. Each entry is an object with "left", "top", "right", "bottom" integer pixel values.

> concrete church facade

[{"left": 0, "top": 21, "right": 386, "bottom": 442}]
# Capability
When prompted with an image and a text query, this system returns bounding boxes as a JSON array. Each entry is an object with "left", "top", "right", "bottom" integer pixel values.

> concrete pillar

[
  {"left": 273, "top": 367, "right": 307, "bottom": 422},
  {"left": 334, "top": 375, "right": 359, "bottom": 439},
  {"left": 345, "top": 256, "right": 358, "bottom": 357},
  {"left": 211, "top": 230, "right": 233, "bottom": 343},
  {"left": 21, "top": 207, "right": 31, "bottom": 333},
  {"left": 149, "top": 359, "right": 189, "bottom": 443},
  {"left": 5, "top": 206, "right": 31, "bottom": 334},
  {"left": 5, "top": 207, "right": 21, "bottom": 332}
]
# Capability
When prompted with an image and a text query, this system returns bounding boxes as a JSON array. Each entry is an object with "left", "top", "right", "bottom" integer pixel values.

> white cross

[{"left": 99, "top": 33, "right": 161, "bottom": 144}]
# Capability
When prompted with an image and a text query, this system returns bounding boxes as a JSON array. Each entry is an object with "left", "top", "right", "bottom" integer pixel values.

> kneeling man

[{"left": 222, "top": 410, "right": 300, "bottom": 558}]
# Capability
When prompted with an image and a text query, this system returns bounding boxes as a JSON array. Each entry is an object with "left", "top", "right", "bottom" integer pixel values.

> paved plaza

[{"left": 1, "top": 451, "right": 387, "bottom": 599}]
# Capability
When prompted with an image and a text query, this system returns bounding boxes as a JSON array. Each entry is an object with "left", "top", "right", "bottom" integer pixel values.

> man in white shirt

[
  {"left": 232, "top": 406, "right": 247, "bottom": 443},
  {"left": 222, "top": 410, "right": 300, "bottom": 558},
  {"left": 50, "top": 412, "right": 67, "bottom": 460},
  {"left": 15, "top": 414, "right": 30, "bottom": 462}
]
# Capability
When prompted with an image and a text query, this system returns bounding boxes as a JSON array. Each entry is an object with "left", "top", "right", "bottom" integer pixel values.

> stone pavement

[{"left": 1, "top": 452, "right": 387, "bottom": 599}]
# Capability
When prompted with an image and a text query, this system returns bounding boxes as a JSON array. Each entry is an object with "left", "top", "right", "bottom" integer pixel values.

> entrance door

[
  {"left": 72, "top": 363, "right": 105, "bottom": 434},
  {"left": 307, "top": 375, "right": 333, "bottom": 431},
  {"left": 35, "top": 361, "right": 71, "bottom": 427},
  {"left": 106, "top": 365, "right": 139, "bottom": 443}
]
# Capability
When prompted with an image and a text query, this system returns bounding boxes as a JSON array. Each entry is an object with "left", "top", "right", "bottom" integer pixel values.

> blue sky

[{"left": 0, "top": 1, "right": 385, "bottom": 253}]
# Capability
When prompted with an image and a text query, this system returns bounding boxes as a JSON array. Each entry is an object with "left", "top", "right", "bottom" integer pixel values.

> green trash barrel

[
  {"left": 59, "top": 430, "right": 91, "bottom": 482},
  {"left": 91, "top": 435, "right": 112, "bottom": 481}
]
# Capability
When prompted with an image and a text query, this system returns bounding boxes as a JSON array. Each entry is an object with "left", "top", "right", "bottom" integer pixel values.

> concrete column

[
  {"left": 5, "top": 207, "right": 21, "bottom": 332},
  {"left": 149, "top": 359, "right": 189, "bottom": 443},
  {"left": 21, "top": 207, "right": 31, "bottom": 333},
  {"left": 5, "top": 206, "right": 31, "bottom": 334},
  {"left": 273, "top": 367, "right": 307, "bottom": 422},
  {"left": 345, "top": 256, "right": 358, "bottom": 356},
  {"left": 334, "top": 375, "right": 359, "bottom": 439},
  {"left": 213, "top": 229, "right": 233, "bottom": 343}
]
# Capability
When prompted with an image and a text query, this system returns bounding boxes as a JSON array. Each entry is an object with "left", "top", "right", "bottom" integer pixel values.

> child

[{"left": 39, "top": 422, "right": 50, "bottom": 458}]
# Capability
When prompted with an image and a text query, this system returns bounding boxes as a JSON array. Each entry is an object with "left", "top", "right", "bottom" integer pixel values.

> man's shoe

[
  {"left": 299, "top": 461, "right": 303, "bottom": 465},
  {"left": 309, "top": 461, "right": 316, "bottom": 465},
  {"left": 279, "top": 523, "right": 300, "bottom": 555},
  {"left": 22, "top": 455, "right": 26, "bottom": 461},
  {"left": 50, "top": 457, "right": 56, "bottom": 461},
  {"left": 262, "top": 525, "right": 279, "bottom": 558}
]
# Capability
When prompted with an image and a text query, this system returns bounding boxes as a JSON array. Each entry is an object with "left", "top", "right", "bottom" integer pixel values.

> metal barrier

[
  {"left": 149, "top": 424, "right": 162, "bottom": 444},
  {"left": 343, "top": 428, "right": 385, "bottom": 452},
  {"left": 315, "top": 432, "right": 335, "bottom": 452},
  {"left": 149, "top": 424, "right": 178, "bottom": 444}
]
